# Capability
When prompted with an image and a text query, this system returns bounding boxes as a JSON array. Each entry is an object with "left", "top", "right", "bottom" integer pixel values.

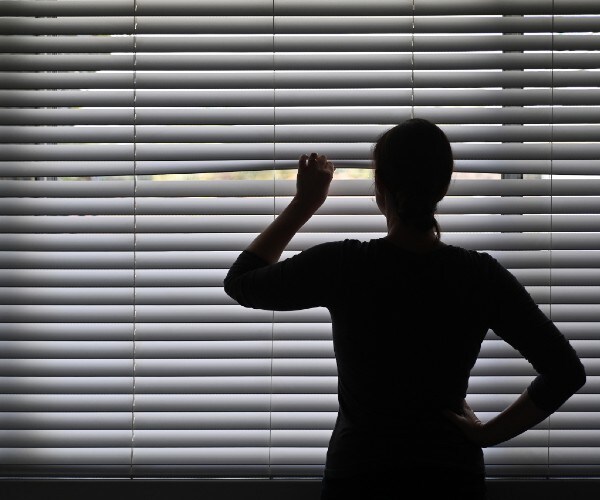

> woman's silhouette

[{"left": 224, "top": 118, "right": 586, "bottom": 499}]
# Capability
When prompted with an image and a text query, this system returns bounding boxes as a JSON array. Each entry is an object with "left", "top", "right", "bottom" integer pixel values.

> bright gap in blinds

[{"left": 0, "top": 0, "right": 598, "bottom": 479}]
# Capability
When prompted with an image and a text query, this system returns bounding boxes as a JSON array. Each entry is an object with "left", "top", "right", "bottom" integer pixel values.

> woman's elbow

[
  {"left": 564, "top": 359, "right": 588, "bottom": 399},
  {"left": 573, "top": 361, "right": 587, "bottom": 393},
  {"left": 223, "top": 276, "right": 251, "bottom": 308},
  {"left": 223, "top": 276, "right": 239, "bottom": 302}
]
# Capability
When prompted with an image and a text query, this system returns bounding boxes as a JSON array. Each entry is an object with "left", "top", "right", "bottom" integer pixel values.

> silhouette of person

[{"left": 224, "top": 118, "right": 586, "bottom": 499}]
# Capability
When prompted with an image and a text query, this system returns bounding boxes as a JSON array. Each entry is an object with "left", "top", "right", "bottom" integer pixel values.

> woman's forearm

[
  {"left": 245, "top": 153, "right": 335, "bottom": 264},
  {"left": 445, "top": 390, "right": 553, "bottom": 448},
  {"left": 246, "top": 197, "right": 316, "bottom": 264},
  {"left": 480, "top": 389, "right": 551, "bottom": 447}
]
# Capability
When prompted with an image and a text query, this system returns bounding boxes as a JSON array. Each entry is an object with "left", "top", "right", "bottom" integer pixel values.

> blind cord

[
  {"left": 548, "top": 0, "right": 555, "bottom": 478},
  {"left": 268, "top": 0, "right": 276, "bottom": 479},
  {"left": 410, "top": 0, "right": 415, "bottom": 118},
  {"left": 130, "top": 0, "right": 138, "bottom": 479}
]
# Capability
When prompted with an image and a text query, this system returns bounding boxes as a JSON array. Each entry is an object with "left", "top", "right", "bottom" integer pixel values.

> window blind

[{"left": 0, "top": 0, "right": 598, "bottom": 479}]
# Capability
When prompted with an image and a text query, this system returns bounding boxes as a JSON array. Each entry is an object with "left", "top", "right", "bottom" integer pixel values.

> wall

[{"left": 2, "top": 479, "right": 600, "bottom": 500}]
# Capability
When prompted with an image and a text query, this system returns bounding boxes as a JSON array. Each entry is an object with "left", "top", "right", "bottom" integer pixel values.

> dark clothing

[
  {"left": 224, "top": 238, "right": 586, "bottom": 485},
  {"left": 320, "top": 466, "right": 486, "bottom": 500}
]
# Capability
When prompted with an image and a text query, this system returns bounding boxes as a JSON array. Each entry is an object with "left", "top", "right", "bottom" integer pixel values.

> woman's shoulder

[
  {"left": 439, "top": 246, "right": 518, "bottom": 291},
  {"left": 300, "top": 238, "right": 380, "bottom": 267},
  {"left": 312, "top": 239, "right": 506, "bottom": 273},
  {"left": 308, "top": 238, "right": 371, "bottom": 254},
  {"left": 439, "top": 243, "right": 495, "bottom": 262}
]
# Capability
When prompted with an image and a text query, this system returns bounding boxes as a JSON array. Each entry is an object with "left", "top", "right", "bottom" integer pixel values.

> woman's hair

[{"left": 373, "top": 118, "right": 454, "bottom": 238}]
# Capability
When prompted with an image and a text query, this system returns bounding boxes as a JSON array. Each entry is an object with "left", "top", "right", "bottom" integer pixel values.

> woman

[{"left": 223, "top": 118, "right": 586, "bottom": 499}]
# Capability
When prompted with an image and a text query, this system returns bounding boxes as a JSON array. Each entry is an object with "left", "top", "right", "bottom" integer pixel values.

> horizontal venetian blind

[{"left": 0, "top": 0, "right": 598, "bottom": 478}]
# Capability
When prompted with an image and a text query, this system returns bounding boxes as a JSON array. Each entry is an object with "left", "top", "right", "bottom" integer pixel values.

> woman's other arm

[
  {"left": 445, "top": 328, "right": 586, "bottom": 448},
  {"left": 445, "top": 255, "right": 587, "bottom": 447}
]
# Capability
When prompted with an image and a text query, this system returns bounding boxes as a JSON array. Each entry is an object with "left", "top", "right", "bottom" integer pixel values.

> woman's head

[{"left": 373, "top": 118, "right": 454, "bottom": 237}]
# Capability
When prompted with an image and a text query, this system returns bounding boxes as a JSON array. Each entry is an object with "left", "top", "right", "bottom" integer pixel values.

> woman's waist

[
  {"left": 329, "top": 410, "right": 481, "bottom": 455},
  {"left": 325, "top": 429, "right": 485, "bottom": 478}
]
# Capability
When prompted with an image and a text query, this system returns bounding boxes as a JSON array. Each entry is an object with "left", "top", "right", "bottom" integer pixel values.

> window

[{"left": 0, "top": 0, "right": 598, "bottom": 479}]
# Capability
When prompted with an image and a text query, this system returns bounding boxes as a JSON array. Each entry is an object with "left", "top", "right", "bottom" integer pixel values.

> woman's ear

[
  {"left": 374, "top": 173, "right": 385, "bottom": 198},
  {"left": 374, "top": 173, "right": 388, "bottom": 214}
]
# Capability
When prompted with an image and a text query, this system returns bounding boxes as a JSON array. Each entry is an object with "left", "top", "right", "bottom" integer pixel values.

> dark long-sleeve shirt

[{"left": 224, "top": 238, "right": 586, "bottom": 477}]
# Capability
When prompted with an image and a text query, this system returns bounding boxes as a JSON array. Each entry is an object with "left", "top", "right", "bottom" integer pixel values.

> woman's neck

[{"left": 384, "top": 219, "right": 442, "bottom": 253}]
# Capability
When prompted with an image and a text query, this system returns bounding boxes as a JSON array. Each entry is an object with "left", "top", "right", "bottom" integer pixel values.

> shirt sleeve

[
  {"left": 223, "top": 241, "right": 343, "bottom": 311},
  {"left": 485, "top": 254, "right": 587, "bottom": 413}
]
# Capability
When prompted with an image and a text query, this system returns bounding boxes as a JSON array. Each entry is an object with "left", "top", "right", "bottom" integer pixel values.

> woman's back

[
  {"left": 319, "top": 238, "right": 491, "bottom": 478},
  {"left": 327, "top": 238, "right": 488, "bottom": 414}
]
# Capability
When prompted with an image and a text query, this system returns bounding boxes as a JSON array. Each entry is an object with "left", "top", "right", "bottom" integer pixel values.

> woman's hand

[
  {"left": 444, "top": 390, "right": 554, "bottom": 449},
  {"left": 443, "top": 399, "right": 491, "bottom": 447},
  {"left": 294, "top": 152, "right": 335, "bottom": 215}
]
